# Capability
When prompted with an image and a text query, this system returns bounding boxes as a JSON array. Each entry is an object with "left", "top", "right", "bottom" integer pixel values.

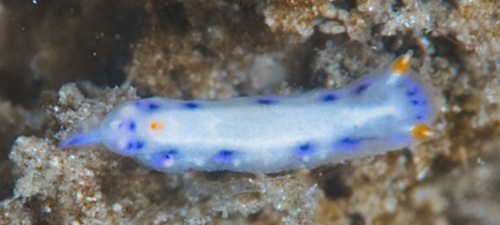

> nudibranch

[{"left": 60, "top": 53, "right": 437, "bottom": 173}]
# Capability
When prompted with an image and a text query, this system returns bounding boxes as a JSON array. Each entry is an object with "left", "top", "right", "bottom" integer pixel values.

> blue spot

[
  {"left": 353, "top": 83, "right": 369, "bottom": 94},
  {"left": 214, "top": 150, "right": 235, "bottom": 164},
  {"left": 417, "top": 115, "right": 422, "bottom": 120},
  {"left": 257, "top": 98, "right": 275, "bottom": 105},
  {"left": 128, "top": 121, "right": 136, "bottom": 131},
  {"left": 334, "top": 138, "right": 361, "bottom": 151},
  {"left": 406, "top": 89, "right": 418, "bottom": 97},
  {"left": 321, "top": 93, "right": 338, "bottom": 102},
  {"left": 123, "top": 140, "right": 145, "bottom": 152},
  {"left": 299, "top": 143, "right": 311, "bottom": 151},
  {"left": 411, "top": 100, "right": 419, "bottom": 105},
  {"left": 135, "top": 100, "right": 160, "bottom": 110},
  {"left": 149, "top": 150, "right": 177, "bottom": 167},
  {"left": 296, "top": 142, "right": 315, "bottom": 157},
  {"left": 340, "top": 138, "right": 360, "bottom": 145},
  {"left": 148, "top": 103, "right": 159, "bottom": 110},
  {"left": 183, "top": 102, "right": 199, "bottom": 109}
]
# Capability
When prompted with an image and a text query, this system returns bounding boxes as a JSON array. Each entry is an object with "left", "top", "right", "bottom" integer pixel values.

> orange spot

[
  {"left": 410, "top": 123, "right": 434, "bottom": 141},
  {"left": 391, "top": 52, "right": 412, "bottom": 75},
  {"left": 150, "top": 121, "right": 165, "bottom": 131}
]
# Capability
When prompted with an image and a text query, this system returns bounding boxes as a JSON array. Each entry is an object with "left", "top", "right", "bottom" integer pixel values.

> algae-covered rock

[{"left": 1, "top": 0, "right": 499, "bottom": 224}]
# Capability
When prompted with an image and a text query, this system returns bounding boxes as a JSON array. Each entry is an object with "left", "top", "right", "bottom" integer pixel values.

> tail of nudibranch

[{"left": 59, "top": 129, "right": 103, "bottom": 148}]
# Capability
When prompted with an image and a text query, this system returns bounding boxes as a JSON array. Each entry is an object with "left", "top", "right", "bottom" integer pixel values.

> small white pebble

[
  {"left": 49, "top": 157, "right": 60, "bottom": 167},
  {"left": 318, "top": 20, "right": 346, "bottom": 35},
  {"left": 112, "top": 203, "right": 122, "bottom": 212},
  {"left": 76, "top": 191, "right": 83, "bottom": 201},
  {"left": 417, "top": 167, "right": 429, "bottom": 180},
  {"left": 477, "top": 157, "right": 485, "bottom": 165},
  {"left": 384, "top": 196, "right": 397, "bottom": 212}
]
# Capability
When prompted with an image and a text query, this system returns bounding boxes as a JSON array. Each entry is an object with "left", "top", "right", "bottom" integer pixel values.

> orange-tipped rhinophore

[
  {"left": 391, "top": 52, "right": 413, "bottom": 75},
  {"left": 410, "top": 123, "right": 435, "bottom": 141}
]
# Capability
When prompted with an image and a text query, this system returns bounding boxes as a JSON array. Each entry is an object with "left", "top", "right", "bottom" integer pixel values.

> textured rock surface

[{"left": 1, "top": 0, "right": 499, "bottom": 224}]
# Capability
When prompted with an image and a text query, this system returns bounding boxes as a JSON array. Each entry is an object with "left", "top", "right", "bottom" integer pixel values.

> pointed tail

[{"left": 59, "top": 129, "right": 103, "bottom": 148}]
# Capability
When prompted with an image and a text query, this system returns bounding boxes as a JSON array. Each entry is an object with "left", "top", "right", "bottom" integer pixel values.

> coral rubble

[{"left": 1, "top": 0, "right": 499, "bottom": 224}]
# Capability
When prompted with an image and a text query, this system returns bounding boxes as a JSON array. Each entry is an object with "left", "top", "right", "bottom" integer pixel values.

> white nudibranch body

[{"left": 60, "top": 54, "right": 437, "bottom": 173}]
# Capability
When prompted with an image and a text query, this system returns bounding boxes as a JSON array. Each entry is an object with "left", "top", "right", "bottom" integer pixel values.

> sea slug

[{"left": 60, "top": 53, "right": 437, "bottom": 173}]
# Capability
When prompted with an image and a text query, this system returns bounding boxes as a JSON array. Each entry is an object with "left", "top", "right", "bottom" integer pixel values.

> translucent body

[{"left": 61, "top": 59, "right": 437, "bottom": 173}]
